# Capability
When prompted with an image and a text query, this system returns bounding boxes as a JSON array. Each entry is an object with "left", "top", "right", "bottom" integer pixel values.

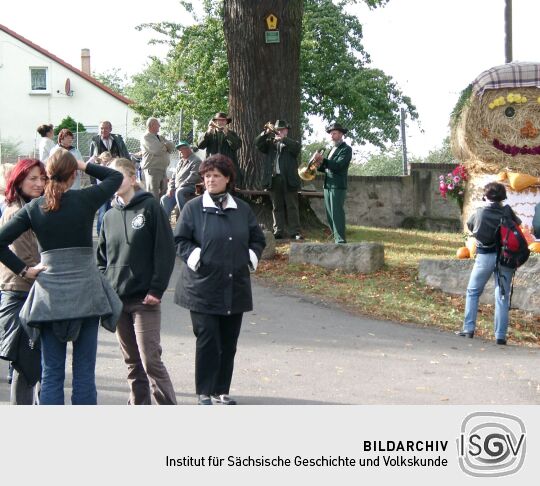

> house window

[{"left": 30, "top": 67, "right": 48, "bottom": 92}]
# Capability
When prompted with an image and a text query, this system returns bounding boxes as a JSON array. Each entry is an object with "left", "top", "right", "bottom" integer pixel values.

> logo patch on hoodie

[{"left": 132, "top": 214, "right": 145, "bottom": 229}]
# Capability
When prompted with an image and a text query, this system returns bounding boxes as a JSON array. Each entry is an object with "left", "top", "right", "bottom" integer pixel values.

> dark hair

[
  {"left": 37, "top": 124, "right": 53, "bottom": 137},
  {"left": 43, "top": 149, "right": 78, "bottom": 212},
  {"left": 57, "top": 128, "right": 74, "bottom": 145},
  {"left": 5, "top": 159, "right": 46, "bottom": 203},
  {"left": 199, "top": 154, "right": 236, "bottom": 191},
  {"left": 483, "top": 182, "right": 507, "bottom": 202}
]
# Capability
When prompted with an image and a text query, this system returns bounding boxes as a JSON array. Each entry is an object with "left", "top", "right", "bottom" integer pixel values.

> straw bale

[{"left": 452, "top": 86, "right": 540, "bottom": 176}]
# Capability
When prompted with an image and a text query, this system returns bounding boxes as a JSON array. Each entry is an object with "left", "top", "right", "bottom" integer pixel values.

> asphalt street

[{"left": 1, "top": 258, "right": 540, "bottom": 405}]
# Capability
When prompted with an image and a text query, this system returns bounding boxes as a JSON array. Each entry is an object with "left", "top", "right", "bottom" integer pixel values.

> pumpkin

[
  {"left": 465, "top": 237, "right": 477, "bottom": 258},
  {"left": 528, "top": 242, "right": 540, "bottom": 253},
  {"left": 456, "top": 246, "right": 470, "bottom": 259}
]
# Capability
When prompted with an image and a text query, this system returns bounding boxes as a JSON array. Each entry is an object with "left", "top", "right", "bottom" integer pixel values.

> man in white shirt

[{"left": 89, "top": 121, "right": 130, "bottom": 160}]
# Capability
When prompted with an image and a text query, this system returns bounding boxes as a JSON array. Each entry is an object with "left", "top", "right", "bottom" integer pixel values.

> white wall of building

[{"left": 0, "top": 29, "right": 143, "bottom": 157}]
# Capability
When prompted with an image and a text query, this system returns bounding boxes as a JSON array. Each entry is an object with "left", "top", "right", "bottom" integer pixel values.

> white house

[{"left": 0, "top": 23, "right": 143, "bottom": 158}]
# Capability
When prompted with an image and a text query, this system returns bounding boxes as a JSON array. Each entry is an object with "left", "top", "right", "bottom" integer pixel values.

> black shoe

[
  {"left": 292, "top": 233, "right": 304, "bottom": 241},
  {"left": 496, "top": 339, "right": 507, "bottom": 345},
  {"left": 198, "top": 394, "right": 213, "bottom": 405},
  {"left": 455, "top": 330, "right": 474, "bottom": 338},
  {"left": 212, "top": 394, "right": 237, "bottom": 405},
  {"left": 273, "top": 233, "right": 284, "bottom": 240}
]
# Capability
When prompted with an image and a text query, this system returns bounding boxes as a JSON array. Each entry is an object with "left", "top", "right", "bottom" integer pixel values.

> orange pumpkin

[
  {"left": 528, "top": 242, "right": 540, "bottom": 253},
  {"left": 465, "top": 237, "right": 477, "bottom": 258},
  {"left": 456, "top": 246, "right": 470, "bottom": 259}
]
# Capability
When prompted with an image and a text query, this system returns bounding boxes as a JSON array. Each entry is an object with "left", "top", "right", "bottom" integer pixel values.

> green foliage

[
  {"left": 450, "top": 84, "right": 472, "bottom": 127},
  {"left": 349, "top": 144, "right": 404, "bottom": 176},
  {"left": 93, "top": 68, "right": 129, "bottom": 96},
  {"left": 129, "top": 0, "right": 415, "bottom": 148},
  {"left": 301, "top": 139, "right": 328, "bottom": 165},
  {"left": 0, "top": 139, "right": 22, "bottom": 162},
  {"left": 301, "top": 0, "right": 416, "bottom": 146},
  {"left": 419, "top": 137, "right": 454, "bottom": 164},
  {"left": 54, "top": 116, "right": 87, "bottom": 135}
]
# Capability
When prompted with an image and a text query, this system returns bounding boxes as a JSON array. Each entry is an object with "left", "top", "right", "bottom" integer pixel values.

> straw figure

[{"left": 451, "top": 62, "right": 540, "bottom": 229}]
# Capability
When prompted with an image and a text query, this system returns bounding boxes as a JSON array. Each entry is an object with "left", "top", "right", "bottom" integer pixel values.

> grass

[{"left": 256, "top": 226, "right": 540, "bottom": 346}]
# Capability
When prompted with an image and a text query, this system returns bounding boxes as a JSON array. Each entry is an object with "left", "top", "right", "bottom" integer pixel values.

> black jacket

[
  {"left": 90, "top": 134, "right": 130, "bottom": 159},
  {"left": 97, "top": 191, "right": 175, "bottom": 299},
  {"left": 255, "top": 133, "right": 302, "bottom": 190},
  {"left": 467, "top": 203, "right": 521, "bottom": 253},
  {"left": 197, "top": 130, "right": 243, "bottom": 188},
  {"left": 174, "top": 193, "right": 266, "bottom": 315}
]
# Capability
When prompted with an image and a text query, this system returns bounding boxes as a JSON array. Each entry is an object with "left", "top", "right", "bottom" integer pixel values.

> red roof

[{"left": 0, "top": 23, "right": 133, "bottom": 105}]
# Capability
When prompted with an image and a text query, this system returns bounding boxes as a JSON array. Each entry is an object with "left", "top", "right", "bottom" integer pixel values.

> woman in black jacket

[
  {"left": 174, "top": 154, "right": 265, "bottom": 405},
  {"left": 0, "top": 149, "right": 123, "bottom": 405},
  {"left": 97, "top": 158, "right": 177, "bottom": 405}
]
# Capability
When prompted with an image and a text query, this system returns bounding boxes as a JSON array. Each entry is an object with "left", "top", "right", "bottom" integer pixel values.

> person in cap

[
  {"left": 140, "top": 118, "right": 175, "bottom": 199},
  {"left": 313, "top": 122, "right": 352, "bottom": 244},
  {"left": 160, "top": 141, "right": 202, "bottom": 219},
  {"left": 197, "top": 112, "right": 243, "bottom": 188},
  {"left": 255, "top": 119, "right": 303, "bottom": 240}
]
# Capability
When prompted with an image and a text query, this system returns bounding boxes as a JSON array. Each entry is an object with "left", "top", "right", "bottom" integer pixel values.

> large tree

[{"left": 133, "top": 0, "right": 417, "bottom": 188}]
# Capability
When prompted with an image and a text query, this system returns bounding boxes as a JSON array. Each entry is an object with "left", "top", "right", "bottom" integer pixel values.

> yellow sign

[{"left": 266, "top": 14, "right": 278, "bottom": 30}]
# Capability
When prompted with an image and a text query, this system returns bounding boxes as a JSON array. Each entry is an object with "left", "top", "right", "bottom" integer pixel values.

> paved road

[{"left": 2, "top": 258, "right": 540, "bottom": 405}]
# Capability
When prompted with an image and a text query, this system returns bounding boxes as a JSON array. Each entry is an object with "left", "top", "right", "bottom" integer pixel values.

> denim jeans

[
  {"left": 160, "top": 186, "right": 195, "bottom": 218},
  {"left": 463, "top": 252, "right": 514, "bottom": 340},
  {"left": 96, "top": 200, "right": 112, "bottom": 236},
  {"left": 40, "top": 319, "right": 99, "bottom": 405}
]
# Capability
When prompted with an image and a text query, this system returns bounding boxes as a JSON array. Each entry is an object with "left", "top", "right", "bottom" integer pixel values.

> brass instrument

[
  {"left": 263, "top": 121, "right": 279, "bottom": 136},
  {"left": 298, "top": 148, "right": 325, "bottom": 181},
  {"left": 208, "top": 120, "right": 225, "bottom": 132}
]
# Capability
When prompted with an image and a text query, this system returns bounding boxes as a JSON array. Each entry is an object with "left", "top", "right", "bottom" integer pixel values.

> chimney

[{"left": 81, "top": 48, "right": 91, "bottom": 75}]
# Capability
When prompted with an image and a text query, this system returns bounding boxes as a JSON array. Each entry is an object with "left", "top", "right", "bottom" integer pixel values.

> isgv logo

[{"left": 457, "top": 412, "right": 526, "bottom": 477}]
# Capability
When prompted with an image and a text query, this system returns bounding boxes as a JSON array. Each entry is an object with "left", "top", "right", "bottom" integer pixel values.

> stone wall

[
  {"left": 418, "top": 257, "right": 540, "bottom": 315},
  {"left": 306, "top": 163, "right": 462, "bottom": 231}
]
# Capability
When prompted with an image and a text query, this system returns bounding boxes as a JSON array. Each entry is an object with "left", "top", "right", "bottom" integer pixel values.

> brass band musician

[
  {"left": 255, "top": 120, "right": 303, "bottom": 240},
  {"left": 197, "top": 112, "right": 243, "bottom": 188}
]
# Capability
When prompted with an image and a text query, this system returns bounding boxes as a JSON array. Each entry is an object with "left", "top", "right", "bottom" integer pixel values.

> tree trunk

[{"left": 223, "top": 0, "right": 304, "bottom": 189}]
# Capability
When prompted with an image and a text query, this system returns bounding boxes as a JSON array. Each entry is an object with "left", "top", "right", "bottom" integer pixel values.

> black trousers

[{"left": 190, "top": 311, "right": 243, "bottom": 395}]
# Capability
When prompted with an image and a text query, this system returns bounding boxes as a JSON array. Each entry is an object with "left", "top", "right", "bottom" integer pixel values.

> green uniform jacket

[
  {"left": 255, "top": 133, "right": 302, "bottom": 190},
  {"left": 317, "top": 141, "right": 352, "bottom": 189}
]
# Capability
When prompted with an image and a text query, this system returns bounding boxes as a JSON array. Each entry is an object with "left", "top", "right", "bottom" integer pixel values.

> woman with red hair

[{"left": 0, "top": 158, "right": 46, "bottom": 404}]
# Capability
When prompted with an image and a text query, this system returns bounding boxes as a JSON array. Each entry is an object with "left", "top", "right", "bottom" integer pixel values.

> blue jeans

[
  {"left": 160, "top": 186, "right": 195, "bottom": 218},
  {"left": 40, "top": 319, "right": 99, "bottom": 405},
  {"left": 463, "top": 252, "right": 514, "bottom": 340},
  {"left": 96, "top": 200, "right": 112, "bottom": 236}
]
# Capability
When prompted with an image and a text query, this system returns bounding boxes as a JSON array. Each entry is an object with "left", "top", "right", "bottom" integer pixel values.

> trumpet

[
  {"left": 298, "top": 148, "right": 325, "bottom": 181},
  {"left": 208, "top": 120, "right": 225, "bottom": 132},
  {"left": 263, "top": 121, "right": 279, "bottom": 136}
]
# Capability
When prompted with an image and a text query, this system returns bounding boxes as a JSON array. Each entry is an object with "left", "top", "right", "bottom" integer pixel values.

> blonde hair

[{"left": 109, "top": 158, "right": 144, "bottom": 191}]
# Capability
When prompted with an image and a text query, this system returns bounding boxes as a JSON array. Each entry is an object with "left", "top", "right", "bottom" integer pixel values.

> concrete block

[{"left": 289, "top": 242, "right": 384, "bottom": 273}]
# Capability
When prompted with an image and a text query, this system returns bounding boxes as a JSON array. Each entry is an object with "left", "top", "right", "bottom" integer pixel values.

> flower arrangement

[{"left": 439, "top": 164, "right": 468, "bottom": 210}]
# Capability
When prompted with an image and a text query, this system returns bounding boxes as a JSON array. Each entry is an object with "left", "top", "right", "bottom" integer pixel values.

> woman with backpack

[{"left": 456, "top": 182, "right": 521, "bottom": 345}]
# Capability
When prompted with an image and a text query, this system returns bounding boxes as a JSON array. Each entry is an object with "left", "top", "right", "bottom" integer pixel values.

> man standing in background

[
  {"left": 314, "top": 122, "right": 352, "bottom": 244},
  {"left": 140, "top": 118, "right": 175, "bottom": 199},
  {"left": 90, "top": 121, "right": 130, "bottom": 160}
]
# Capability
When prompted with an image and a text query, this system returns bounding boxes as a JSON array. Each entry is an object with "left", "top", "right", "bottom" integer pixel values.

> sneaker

[
  {"left": 212, "top": 394, "right": 237, "bottom": 405},
  {"left": 292, "top": 233, "right": 304, "bottom": 241},
  {"left": 496, "top": 339, "right": 507, "bottom": 345},
  {"left": 455, "top": 330, "right": 474, "bottom": 338},
  {"left": 198, "top": 394, "right": 213, "bottom": 405}
]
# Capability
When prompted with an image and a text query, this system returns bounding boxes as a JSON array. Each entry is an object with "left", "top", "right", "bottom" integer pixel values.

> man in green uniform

[
  {"left": 255, "top": 119, "right": 303, "bottom": 240},
  {"left": 314, "top": 122, "right": 352, "bottom": 244}
]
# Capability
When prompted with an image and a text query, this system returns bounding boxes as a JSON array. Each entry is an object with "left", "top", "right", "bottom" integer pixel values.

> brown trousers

[
  {"left": 143, "top": 168, "right": 167, "bottom": 199},
  {"left": 116, "top": 298, "right": 177, "bottom": 405}
]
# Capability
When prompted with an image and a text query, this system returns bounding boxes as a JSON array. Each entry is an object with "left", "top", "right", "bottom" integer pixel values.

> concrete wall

[{"left": 307, "top": 162, "right": 462, "bottom": 231}]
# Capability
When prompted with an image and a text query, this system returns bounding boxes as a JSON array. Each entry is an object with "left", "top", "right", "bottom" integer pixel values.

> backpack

[{"left": 498, "top": 206, "right": 530, "bottom": 269}]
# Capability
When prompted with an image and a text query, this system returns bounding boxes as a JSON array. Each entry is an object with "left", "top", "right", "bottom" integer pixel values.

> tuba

[{"left": 298, "top": 148, "right": 325, "bottom": 181}]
